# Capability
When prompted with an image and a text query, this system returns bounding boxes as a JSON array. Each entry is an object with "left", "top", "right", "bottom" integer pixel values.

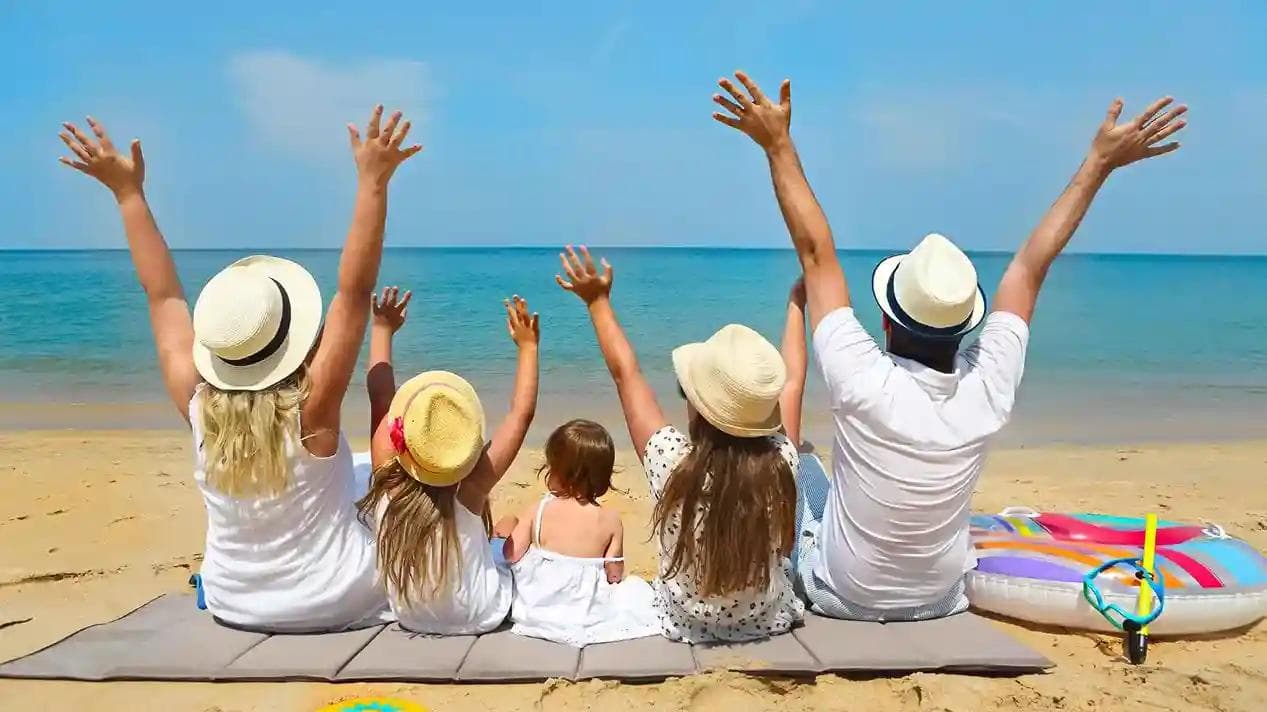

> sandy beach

[{"left": 1, "top": 428, "right": 1265, "bottom": 711}]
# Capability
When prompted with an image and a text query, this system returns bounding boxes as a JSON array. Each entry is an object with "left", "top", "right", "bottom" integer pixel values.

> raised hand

[
  {"left": 58, "top": 117, "right": 145, "bottom": 199},
  {"left": 371, "top": 286, "right": 412, "bottom": 333},
  {"left": 556, "top": 245, "right": 613, "bottom": 305},
  {"left": 504, "top": 295, "right": 540, "bottom": 349},
  {"left": 712, "top": 71, "right": 792, "bottom": 151},
  {"left": 1090, "top": 96, "right": 1187, "bottom": 171},
  {"left": 789, "top": 276, "right": 807, "bottom": 307},
  {"left": 347, "top": 105, "right": 423, "bottom": 187}
]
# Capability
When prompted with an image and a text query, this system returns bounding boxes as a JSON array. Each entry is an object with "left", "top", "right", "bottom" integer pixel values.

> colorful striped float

[{"left": 967, "top": 508, "right": 1267, "bottom": 635}]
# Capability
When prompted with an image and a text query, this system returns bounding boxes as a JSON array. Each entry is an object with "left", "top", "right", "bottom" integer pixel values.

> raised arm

[
  {"left": 994, "top": 97, "right": 1187, "bottom": 323},
  {"left": 557, "top": 246, "right": 667, "bottom": 461},
  {"left": 367, "top": 286, "right": 411, "bottom": 437},
  {"left": 59, "top": 118, "right": 200, "bottom": 422},
  {"left": 458, "top": 296, "right": 540, "bottom": 511},
  {"left": 714, "top": 72, "right": 849, "bottom": 329},
  {"left": 303, "top": 106, "right": 422, "bottom": 450},
  {"left": 779, "top": 277, "right": 808, "bottom": 447}
]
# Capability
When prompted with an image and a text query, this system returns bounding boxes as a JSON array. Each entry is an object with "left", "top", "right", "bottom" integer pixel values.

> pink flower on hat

[{"left": 389, "top": 417, "right": 407, "bottom": 454}]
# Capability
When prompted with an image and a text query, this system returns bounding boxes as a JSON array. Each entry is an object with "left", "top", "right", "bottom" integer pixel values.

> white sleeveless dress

[
  {"left": 190, "top": 390, "right": 391, "bottom": 632},
  {"left": 510, "top": 495, "right": 660, "bottom": 646},
  {"left": 374, "top": 497, "right": 512, "bottom": 635}
]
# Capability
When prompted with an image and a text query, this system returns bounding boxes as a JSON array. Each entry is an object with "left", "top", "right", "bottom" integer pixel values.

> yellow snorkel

[{"left": 1125, "top": 513, "right": 1159, "bottom": 664}]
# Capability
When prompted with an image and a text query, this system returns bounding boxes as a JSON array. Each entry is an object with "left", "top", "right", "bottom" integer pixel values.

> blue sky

[{"left": 2, "top": 2, "right": 1264, "bottom": 253}]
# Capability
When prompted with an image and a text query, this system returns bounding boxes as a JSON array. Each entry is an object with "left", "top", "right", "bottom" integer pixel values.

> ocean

[{"left": 1, "top": 248, "right": 1264, "bottom": 446}]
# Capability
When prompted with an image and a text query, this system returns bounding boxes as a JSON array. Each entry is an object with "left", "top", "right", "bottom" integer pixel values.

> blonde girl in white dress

[{"left": 358, "top": 295, "right": 540, "bottom": 634}]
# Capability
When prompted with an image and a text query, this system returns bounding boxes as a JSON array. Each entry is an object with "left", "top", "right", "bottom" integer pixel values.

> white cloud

[{"left": 228, "top": 50, "right": 430, "bottom": 159}]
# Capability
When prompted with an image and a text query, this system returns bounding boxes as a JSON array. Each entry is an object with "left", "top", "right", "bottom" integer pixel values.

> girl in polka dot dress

[{"left": 556, "top": 246, "right": 805, "bottom": 642}]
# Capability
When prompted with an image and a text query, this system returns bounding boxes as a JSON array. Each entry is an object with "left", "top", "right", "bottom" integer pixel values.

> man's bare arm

[
  {"left": 995, "top": 96, "right": 1187, "bottom": 323},
  {"left": 714, "top": 71, "right": 849, "bottom": 329}
]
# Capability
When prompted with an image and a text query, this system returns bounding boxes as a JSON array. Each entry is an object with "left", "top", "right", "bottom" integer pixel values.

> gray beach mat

[{"left": 0, "top": 594, "right": 1051, "bottom": 682}]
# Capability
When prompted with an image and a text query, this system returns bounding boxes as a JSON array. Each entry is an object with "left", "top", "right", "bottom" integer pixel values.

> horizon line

[{"left": 2, "top": 244, "right": 1266, "bottom": 259}]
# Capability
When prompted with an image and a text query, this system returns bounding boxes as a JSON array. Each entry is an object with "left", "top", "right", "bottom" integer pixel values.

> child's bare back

[{"left": 499, "top": 419, "right": 626, "bottom": 582}]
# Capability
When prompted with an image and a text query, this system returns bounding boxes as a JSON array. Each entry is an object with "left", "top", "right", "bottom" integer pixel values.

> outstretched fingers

[
  {"left": 1145, "top": 105, "right": 1188, "bottom": 139},
  {"left": 62, "top": 122, "right": 98, "bottom": 157},
  {"left": 718, "top": 77, "right": 752, "bottom": 109},
  {"left": 59, "top": 131, "right": 92, "bottom": 161},
  {"left": 389, "top": 121, "right": 412, "bottom": 149},
  {"left": 130, "top": 139, "right": 145, "bottom": 172},
  {"left": 1133, "top": 96, "right": 1173, "bottom": 129},
  {"left": 1147, "top": 118, "right": 1187, "bottom": 146},
  {"left": 57, "top": 156, "right": 89, "bottom": 173},
  {"left": 564, "top": 244, "right": 587, "bottom": 277},
  {"left": 579, "top": 245, "right": 597, "bottom": 274},
  {"left": 380, "top": 110, "right": 402, "bottom": 144},
  {"left": 713, "top": 93, "right": 743, "bottom": 118},
  {"left": 398, "top": 290, "right": 412, "bottom": 311},
  {"left": 1103, "top": 98, "right": 1125, "bottom": 127},
  {"left": 366, "top": 104, "right": 384, "bottom": 140},
  {"left": 558, "top": 251, "right": 580, "bottom": 287},
  {"left": 734, "top": 71, "right": 766, "bottom": 104},
  {"left": 85, "top": 116, "right": 115, "bottom": 152}
]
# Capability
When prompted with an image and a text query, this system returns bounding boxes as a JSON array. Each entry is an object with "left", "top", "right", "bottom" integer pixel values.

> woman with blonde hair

[{"left": 58, "top": 106, "right": 422, "bottom": 631}]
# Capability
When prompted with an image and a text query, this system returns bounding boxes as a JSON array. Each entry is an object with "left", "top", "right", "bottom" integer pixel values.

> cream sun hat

[
  {"left": 386, "top": 371, "right": 486, "bottom": 487},
  {"left": 192, "top": 255, "right": 323, "bottom": 391},
  {"left": 672, "top": 324, "right": 786, "bottom": 438},
  {"left": 871, "top": 233, "right": 986, "bottom": 339}
]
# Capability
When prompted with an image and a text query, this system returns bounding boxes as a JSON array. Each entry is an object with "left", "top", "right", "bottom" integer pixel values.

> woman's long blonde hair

[
  {"left": 198, "top": 368, "right": 310, "bottom": 498},
  {"left": 651, "top": 415, "right": 797, "bottom": 597},
  {"left": 357, "top": 459, "right": 461, "bottom": 604}
]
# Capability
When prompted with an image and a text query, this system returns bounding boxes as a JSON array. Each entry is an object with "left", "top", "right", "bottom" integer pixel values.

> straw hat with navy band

[
  {"left": 871, "top": 233, "right": 987, "bottom": 340},
  {"left": 192, "top": 255, "right": 324, "bottom": 392}
]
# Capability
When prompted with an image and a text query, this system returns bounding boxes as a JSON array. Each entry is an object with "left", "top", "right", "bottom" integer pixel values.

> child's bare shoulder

[{"left": 599, "top": 505, "right": 623, "bottom": 528}]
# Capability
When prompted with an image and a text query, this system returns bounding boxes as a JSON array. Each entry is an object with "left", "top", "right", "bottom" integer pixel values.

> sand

[{"left": 1, "top": 429, "right": 1265, "bottom": 711}]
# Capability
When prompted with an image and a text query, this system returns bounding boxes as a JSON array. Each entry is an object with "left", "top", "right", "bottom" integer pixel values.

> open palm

[{"left": 1091, "top": 96, "right": 1187, "bottom": 170}]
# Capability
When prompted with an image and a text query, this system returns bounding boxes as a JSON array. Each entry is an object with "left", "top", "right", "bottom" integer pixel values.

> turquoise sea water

[{"left": 1, "top": 248, "right": 1264, "bottom": 445}]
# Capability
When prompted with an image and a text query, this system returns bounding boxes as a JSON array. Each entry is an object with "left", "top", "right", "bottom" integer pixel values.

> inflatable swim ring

[{"left": 967, "top": 508, "right": 1267, "bottom": 635}]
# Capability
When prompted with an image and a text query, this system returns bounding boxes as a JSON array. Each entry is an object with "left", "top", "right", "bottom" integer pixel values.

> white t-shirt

[
  {"left": 191, "top": 391, "right": 390, "bottom": 632},
  {"left": 812, "top": 308, "right": 1030, "bottom": 609},
  {"left": 643, "top": 426, "right": 805, "bottom": 642},
  {"left": 374, "top": 497, "right": 512, "bottom": 635}
]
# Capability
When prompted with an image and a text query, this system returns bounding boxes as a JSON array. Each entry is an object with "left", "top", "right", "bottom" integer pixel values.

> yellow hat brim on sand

[{"left": 386, "top": 371, "right": 486, "bottom": 487}]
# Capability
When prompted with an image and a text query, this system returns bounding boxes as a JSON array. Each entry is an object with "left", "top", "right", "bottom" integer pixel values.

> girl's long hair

[
  {"left": 651, "top": 416, "right": 797, "bottom": 597},
  {"left": 356, "top": 459, "right": 461, "bottom": 604},
  {"left": 198, "top": 367, "right": 310, "bottom": 498}
]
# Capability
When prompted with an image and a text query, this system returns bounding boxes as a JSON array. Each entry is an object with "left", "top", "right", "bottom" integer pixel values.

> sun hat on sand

[
  {"left": 872, "top": 233, "right": 986, "bottom": 340},
  {"left": 192, "top": 255, "right": 323, "bottom": 391},
  {"left": 386, "top": 371, "right": 487, "bottom": 487},
  {"left": 672, "top": 324, "right": 786, "bottom": 438}
]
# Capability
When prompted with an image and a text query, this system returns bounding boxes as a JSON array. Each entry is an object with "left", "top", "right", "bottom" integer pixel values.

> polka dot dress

[{"left": 643, "top": 426, "right": 805, "bottom": 643}]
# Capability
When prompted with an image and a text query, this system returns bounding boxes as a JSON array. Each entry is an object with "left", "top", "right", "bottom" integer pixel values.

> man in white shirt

[{"left": 711, "top": 71, "right": 1187, "bottom": 619}]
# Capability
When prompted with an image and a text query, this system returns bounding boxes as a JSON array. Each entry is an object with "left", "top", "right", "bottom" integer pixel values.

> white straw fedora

[
  {"left": 871, "top": 233, "right": 986, "bottom": 340},
  {"left": 386, "top": 371, "right": 486, "bottom": 487},
  {"left": 672, "top": 324, "right": 785, "bottom": 438},
  {"left": 192, "top": 255, "right": 323, "bottom": 391}
]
